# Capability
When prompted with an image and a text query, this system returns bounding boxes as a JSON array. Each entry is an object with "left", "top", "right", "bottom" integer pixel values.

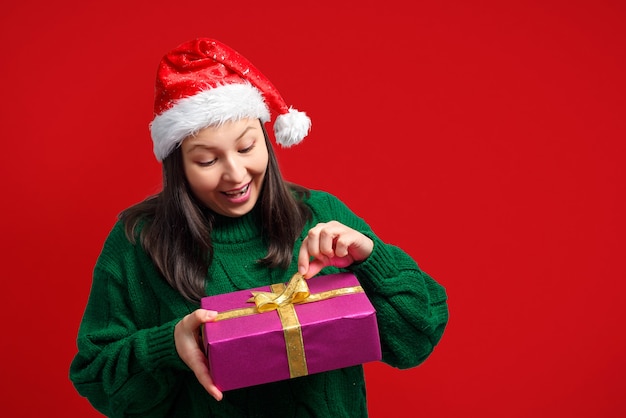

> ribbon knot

[{"left": 249, "top": 273, "right": 310, "bottom": 312}]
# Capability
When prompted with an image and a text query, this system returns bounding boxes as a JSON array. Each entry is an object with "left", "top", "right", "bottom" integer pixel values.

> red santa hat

[{"left": 150, "top": 38, "right": 311, "bottom": 161}]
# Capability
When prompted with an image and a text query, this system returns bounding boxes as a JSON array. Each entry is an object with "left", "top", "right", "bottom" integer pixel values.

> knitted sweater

[{"left": 70, "top": 190, "right": 448, "bottom": 417}]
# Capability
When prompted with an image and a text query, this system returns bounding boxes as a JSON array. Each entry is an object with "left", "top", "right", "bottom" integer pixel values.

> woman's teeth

[{"left": 224, "top": 184, "right": 249, "bottom": 197}]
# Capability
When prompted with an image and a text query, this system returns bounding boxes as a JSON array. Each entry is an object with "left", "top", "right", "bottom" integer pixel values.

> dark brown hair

[{"left": 120, "top": 126, "right": 311, "bottom": 302}]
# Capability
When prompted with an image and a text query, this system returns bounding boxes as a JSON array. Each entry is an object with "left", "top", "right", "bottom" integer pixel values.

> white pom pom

[{"left": 273, "top": 108, "right": 311, "bottom": 147}]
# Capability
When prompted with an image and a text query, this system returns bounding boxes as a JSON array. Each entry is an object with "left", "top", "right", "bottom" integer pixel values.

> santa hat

[{"left": 150, "top": 38, "right": 311, "bottom": 161}]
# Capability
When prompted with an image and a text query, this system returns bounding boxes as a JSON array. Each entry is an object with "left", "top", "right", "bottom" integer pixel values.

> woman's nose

[{"left": 222, "top": 157, "right": 246, "bottom": 183}]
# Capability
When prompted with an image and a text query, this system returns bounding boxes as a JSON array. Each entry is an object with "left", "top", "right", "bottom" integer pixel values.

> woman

[{"left": 70, "top": 38, "right": 449, "bottom": 417}]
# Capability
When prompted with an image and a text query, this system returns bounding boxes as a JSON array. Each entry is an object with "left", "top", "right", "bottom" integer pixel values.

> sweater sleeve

[
  {"left": 307, "top": 191, "right": 449, "bottom": 369},
  {"left": 69, "top": 223, "right": 192, "bottom": 417},
  {"left": 351, "top": 238, "right": 448, "bottom": 369}
]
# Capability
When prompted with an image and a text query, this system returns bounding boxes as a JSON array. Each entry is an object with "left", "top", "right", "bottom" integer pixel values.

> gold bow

[{"left": 249, "top": 273, "right": 310, "bottom": 312}]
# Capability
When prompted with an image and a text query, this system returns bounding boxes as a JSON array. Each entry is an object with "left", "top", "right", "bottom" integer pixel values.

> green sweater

[{"left": 70, "top": 190, "right": 448, "bottom": 417}]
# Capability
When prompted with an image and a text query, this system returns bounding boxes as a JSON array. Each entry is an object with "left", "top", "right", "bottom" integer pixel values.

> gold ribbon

[
  {"left": 213, "top": 273, "right": 364, "bottom": 379},
  {"left": 249, "top": 272, "right": 311, "bottom": 312}
]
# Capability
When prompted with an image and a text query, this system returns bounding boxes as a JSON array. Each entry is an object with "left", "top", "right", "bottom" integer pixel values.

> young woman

[{"left": 70, "top": 38, "right": 449, "bottom": 417}]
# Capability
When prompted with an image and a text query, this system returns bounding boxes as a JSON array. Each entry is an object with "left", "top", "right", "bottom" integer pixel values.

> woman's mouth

[{"left": 223, "top": 184, "right": 250, "bottom": 198}]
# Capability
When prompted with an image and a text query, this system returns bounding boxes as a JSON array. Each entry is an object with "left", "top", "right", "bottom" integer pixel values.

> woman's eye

[
  {"left": 239, "top": 143, "right": 255, "bottom": 154},
  {"left": 198, "top": 159, "right": 216, "bottom": 167}
]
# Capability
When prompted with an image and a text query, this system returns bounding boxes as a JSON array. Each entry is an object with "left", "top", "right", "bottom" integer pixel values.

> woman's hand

[
  {"left": 174, "top": 309, "right": 223, "bottom": 401},
  {"left": 298, "top": 221, "right": 374, "bottom": 279}
]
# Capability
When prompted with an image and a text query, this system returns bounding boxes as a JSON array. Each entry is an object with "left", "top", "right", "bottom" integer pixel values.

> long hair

[{"left": 120, "top": 125, "right": 311, "bottom": 302}]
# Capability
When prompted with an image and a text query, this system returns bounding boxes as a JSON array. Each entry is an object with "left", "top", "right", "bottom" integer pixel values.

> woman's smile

[{"left": 222, "top": 183, "right": 251, "bottom": 202}]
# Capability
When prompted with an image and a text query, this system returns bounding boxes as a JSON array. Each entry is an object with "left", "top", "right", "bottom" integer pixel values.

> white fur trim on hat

[{"left": 150, "top": 82, "right": 270, "bottom": 161}]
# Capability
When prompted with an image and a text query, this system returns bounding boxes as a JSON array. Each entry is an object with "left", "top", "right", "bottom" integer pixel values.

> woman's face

[{"left": 181, "top": 118, "right": 269, "bottom": 217}]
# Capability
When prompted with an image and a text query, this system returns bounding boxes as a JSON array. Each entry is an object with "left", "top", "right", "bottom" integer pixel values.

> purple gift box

[{"left": 200, "top": 272, "right": 381, "bottom": 392}]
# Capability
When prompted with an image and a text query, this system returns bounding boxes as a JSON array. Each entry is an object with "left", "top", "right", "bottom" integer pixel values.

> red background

[{"left": 1, "top": 1, "right": 624, "bottom": 416}]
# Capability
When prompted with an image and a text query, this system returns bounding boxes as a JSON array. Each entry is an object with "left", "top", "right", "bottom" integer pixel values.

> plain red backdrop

[{"left": 1, "top": 0, "right": 624, "bottom": 416}]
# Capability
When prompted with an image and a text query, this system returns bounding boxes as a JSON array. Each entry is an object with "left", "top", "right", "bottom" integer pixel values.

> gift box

[{"left": 200, "top": 272, "right": 381, "bottom": 391}]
